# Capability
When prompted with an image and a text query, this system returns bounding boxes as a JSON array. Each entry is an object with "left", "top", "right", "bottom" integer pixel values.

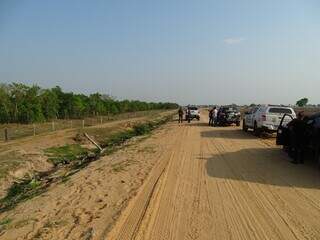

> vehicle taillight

[{"left": 261, "top": 115, "right": 266, "bottom": 121}]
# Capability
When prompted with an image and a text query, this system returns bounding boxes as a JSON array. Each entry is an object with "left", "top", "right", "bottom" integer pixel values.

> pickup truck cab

[{"left": 243, "top": 105, "right": 296, "bottom": 135}]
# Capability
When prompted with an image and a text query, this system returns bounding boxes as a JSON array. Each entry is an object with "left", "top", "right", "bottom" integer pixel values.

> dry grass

[
  {"left": 294, "top": 107, "right": 320, "bottom": 116},
  {"left": 0, "top": 110, "right": 165, "bottom": 141},
  {"left": 0, "top": 151, "right": 24, "bottom": 180}
]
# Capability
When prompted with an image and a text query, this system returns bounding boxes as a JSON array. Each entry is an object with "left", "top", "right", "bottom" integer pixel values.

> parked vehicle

[
  {"left": 243, "top": 105, "right": 296, "bottom": 135},
  {"left": 216, "top": 106, "right": 241, "bottom": 126},
  {"left": 185, "top": 106, "right": 200, "bottom": 121},
  {"left": 277, "top": 112, "right": 320, "bottom": 165}
]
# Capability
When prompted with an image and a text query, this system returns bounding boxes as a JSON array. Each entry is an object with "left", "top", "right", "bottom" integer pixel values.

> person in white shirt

[{"left": 212, "top": 107, "right": 218, "bottom": 126}]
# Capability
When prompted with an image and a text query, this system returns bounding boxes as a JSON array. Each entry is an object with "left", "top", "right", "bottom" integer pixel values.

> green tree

[
  {"left": 0, "top": 84, "right": 11, "bottom": 123},
  {"left": 40, "top": 89, "right": 59, "bottom": 119},
  {"left": 72, "top": 95, "right": 86, "bottom": 118},
  {"left": 0, "top": 82, "right": 178, "bottom": 123},
  {"left": 89, "top": 93, "right": 105, "bottom": 116},
  {"left": 296, "top": 98, "right": 308, "bottom": 107}
]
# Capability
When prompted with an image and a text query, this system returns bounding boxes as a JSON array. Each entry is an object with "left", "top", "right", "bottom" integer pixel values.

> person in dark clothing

[
  {"left": 208, "top": 108, "right": 214, "bottom": 126},
  {"left": 187, "top": 108, "right": 191, "bottom": 123},
  {"left": 178, "top": 107, "right": 184, "bottom": 123},
  {"left": 287, "top": 112, "right": 307, "bottom": 164}
]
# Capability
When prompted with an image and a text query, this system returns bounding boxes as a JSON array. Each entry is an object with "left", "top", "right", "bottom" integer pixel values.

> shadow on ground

[
  {"left": 201, "top": 128, "right": 256, "bottom": 140},
  {"left": 201, "top": 127, "right": 276, "bottom": 140},
  {"left": 204, "top": 147, "right": 320, "bottom": 189}
]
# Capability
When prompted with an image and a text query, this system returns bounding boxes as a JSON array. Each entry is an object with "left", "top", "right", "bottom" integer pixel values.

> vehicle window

[
  {"left": 268, "top": 108, "right": 292, "bottom": 114},
  {"left": 281, "top": 115, "right": 294, "bottom": 126},
  {"left": 189, "top": 107, "right": 198, "bottom": 110}
]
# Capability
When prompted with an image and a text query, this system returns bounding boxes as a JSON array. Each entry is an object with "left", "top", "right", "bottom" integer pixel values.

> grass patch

[
  {"left": 0, "top": 218, "right": 12, "bottom": 226},
  {"left": 0, "top": 217, "right": 12, "bottom": 232},
  {"left": 45, "top": 144, "right": 89, "bottom": 166},
  {"left": 102, "top": 116, "right": 172, "bottom": 150},
  {"left": 0, "top": 177, "right": 46, "bottom": 213}
]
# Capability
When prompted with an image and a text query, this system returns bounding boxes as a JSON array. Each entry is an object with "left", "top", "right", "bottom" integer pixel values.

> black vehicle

[
  {"left": 216, "top": 106, "right": 241, "bottom": 126},
  {"left": 277, "top": 112, "right": 320, "bottom": 165}
]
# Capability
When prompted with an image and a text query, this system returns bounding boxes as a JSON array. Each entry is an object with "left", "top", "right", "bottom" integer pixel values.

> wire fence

[{"left": 0, "top": 110, "right": 164, "bottom": 142}]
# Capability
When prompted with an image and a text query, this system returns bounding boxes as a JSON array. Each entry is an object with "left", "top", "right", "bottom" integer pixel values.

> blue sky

[{"left": 0, "top": 0, "right": 319, "bottom": 105}]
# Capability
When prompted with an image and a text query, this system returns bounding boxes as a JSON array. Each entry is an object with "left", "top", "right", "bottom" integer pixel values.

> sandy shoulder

[{"left": 0, "top": 121, "right": 178, "bottom": 240}]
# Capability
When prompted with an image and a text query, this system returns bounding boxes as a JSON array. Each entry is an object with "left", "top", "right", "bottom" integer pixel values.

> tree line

[{"left": 0, "top": 83, "right": 179, "bottom": 124}]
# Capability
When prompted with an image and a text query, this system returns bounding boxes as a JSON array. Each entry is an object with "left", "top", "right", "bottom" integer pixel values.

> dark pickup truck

[{"left": 216, "top": 106, "right": 241, "bottom": 126}]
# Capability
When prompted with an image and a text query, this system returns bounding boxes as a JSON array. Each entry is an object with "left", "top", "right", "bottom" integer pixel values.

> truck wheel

[
  {"left": 236, "top": 121, "right": 240, "bottom": 127},
  {"left": 253, "top": 122, "right": 261, "bottom": 136}
]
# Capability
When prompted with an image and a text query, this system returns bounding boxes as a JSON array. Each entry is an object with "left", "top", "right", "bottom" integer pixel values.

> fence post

[
  {"left": 100, "top": 117, "right": 103, "bottom": 124},
  {"left": 33, "top": 124, "right": 36, "bottom": 136},
  {"left": 4, "top": 128, "right": 8, "bottom": 141},
  {"left": 70, "top": 120, "right": 73, "bottom": 128},
  {"left": 82, "top": 119, "right": 85, "bottom": 128},
  {"left": 52, "top": 121, "right": 55, "bottom": 131}
]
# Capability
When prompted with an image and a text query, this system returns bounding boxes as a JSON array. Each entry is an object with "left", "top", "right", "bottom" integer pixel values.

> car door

[
  {"left": 247, "top": 107, "right": 258, "bottom": 127},
  {"left": 308, "top": 116, "right": 320, "bottom": 149},
  {"left": 276, "top": 114, "right": 294, "bottom": 145}
]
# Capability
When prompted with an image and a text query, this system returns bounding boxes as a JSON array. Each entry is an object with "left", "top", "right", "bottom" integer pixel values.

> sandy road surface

[{"left": 108, "top": 116, "right": 320, "bottom": 240}]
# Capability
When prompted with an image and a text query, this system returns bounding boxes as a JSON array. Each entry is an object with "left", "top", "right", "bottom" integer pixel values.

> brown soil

[
  {"left": 2, "top": 113, "right": 320, "bottom": 240},
  {"left": 0, "top": 111, "right": 171, "bottom": 199},
  {"left": 107, "top": 115, "right": 320, "bottom": 240}
]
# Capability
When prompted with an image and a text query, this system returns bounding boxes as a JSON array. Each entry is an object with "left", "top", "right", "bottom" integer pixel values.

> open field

[
  {"left": 0, "top": 110, "right": 165, "bottom": 142},
  {"left": 294, "top": 107, "right": 320, "bottom": 116},
  {"left": 1, "top": 111, "right": 320, "bottom": 239}
]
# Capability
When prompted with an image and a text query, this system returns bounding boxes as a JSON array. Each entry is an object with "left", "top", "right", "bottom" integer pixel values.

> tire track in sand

[{"left": 106, "top": 115, "right": 320, "bottom": 240}]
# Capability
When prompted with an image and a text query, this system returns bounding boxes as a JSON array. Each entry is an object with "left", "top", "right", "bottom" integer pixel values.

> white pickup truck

[
  {"left": 185, "top": 106, "right": 200, "bottom": 121},
  {"left": 242, "top": 105, "right": 296, "bottom": 135}
]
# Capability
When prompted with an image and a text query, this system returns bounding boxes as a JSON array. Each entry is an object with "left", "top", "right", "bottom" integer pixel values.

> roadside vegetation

[
  {"left": 45, "top": 144, "right": 91, "bottom": 166},
  {"left": 0, "top": 114, "right": 174, "bottom": 213},
  {"left": 0, "top": 82, "right": 178, "bottom": 124}
]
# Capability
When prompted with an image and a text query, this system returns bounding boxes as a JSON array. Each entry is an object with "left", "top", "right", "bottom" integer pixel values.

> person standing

[
  {"left": 287, "top": 112, "right": 307, "bottom": 164},
  {"left": 208, "top": 108, "right": 214, "bottom": 126},
  {"left": 178, "top": 107, "right": 184, "bottom": 123},
  {"left": 187, "top": 108, "right": 191, "bottom": 123},
  {"left": 212, "top": 107, "right": 218, "bottom": 126}
]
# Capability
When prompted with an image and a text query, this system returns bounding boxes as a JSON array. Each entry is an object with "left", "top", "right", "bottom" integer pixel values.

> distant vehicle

[
  {"left": 216, "top": 106, "right": 241, "bottom": 126},
  {"left": 185, "top": 106, "right": 200, "bottom": 121},
  {"left": 277, "top": 112, "right": 320, "bottom": 165},
  {"left": 243, "top": 105, "right": 296, "bottom": 135}
]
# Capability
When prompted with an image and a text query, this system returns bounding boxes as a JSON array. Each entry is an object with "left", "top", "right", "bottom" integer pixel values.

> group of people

[
  {"left": 178, "top": 106, "right": 218, "bottom": 125},
  {"left": 208, "top": 107, "right": 218, "bottom": 126}
]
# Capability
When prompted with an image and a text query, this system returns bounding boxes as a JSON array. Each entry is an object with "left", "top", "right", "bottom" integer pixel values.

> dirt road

[{"left": 108, "top": 116, "right": 320, "bottom": 240}]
